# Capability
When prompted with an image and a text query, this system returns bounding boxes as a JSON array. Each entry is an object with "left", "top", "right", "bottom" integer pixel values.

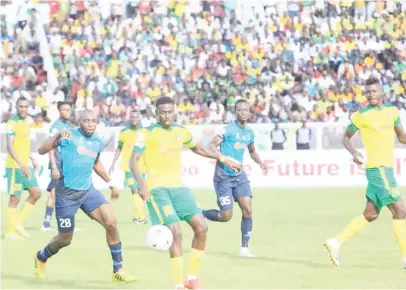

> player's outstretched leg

[
  {"left": 237, "top": 196, "right": 253, "bottom": 258},
  {"left": 89, "top": 203, "right": 137, "bottom": 283},
  {"left": 131, "top": 188, "right": 147, "bottom": 225},
  {"left": 202, "top": 209, "right": 220, "bottom": 221},
  {"left": 324, "top": 201, "right": 377, "bottom": 266},
  {"left": 41, "top": 187, "right": 55, "bottom": 232},
  {"left": 203, "top": 182, "right": 234, "bottom": 223},
  {"left": 387, "top": 201, "right": 406, "bottom": 268},
  {"left": 184, "top": 214, "right": 208, "bottom": 289},
  {"left": 35, "top": 232, "right": 73, "bottom": 280}
]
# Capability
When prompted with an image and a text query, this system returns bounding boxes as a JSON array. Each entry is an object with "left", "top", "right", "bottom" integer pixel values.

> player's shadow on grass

[
  {"left": 24, "top": 226, "right": 45, "bottom": 231},
  {"left": 1, "top": 273, "right": 116, "bottom": 289},
  {"left": 124, "top": 244, "right": 151, "bottom": 251},
  {"left": 213, "top": 252, "right": 375, "bottom": 269}
]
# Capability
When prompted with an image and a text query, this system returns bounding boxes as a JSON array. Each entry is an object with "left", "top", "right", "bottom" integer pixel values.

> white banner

[{"left": 1, "top": 150, "right": 405, "bottom": 192}]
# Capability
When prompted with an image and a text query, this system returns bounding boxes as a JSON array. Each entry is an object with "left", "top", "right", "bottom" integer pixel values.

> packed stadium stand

[{"left": 1, "top": 0, "right": 405, "bottom": 128}]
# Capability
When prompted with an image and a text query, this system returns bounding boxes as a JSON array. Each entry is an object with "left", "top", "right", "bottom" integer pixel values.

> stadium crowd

[{"left": 1, "top": 0, "right": 406, "bottom": 127}]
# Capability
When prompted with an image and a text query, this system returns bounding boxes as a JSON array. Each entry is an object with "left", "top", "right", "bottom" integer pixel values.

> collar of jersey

[
  {"left": 365, "top": 104, "right": 384, "bottom": 111},
  {"left": 126, "top": 124, "right": 140, "bottom": 131},
  {"left": 155, "top": 122, "right": 173, "bottom": 131},
  {"left": 14, "top": 114, "right": 24, "bottom": 121},
  {"left": 233, "top": 120, "right": 246, "bottom": 130},
  {"left": 78, "top": 128, "right": 94, "bottom": 138}
]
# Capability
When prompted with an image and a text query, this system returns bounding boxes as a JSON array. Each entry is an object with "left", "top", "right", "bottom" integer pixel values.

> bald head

[
  {"left": 79, "top": 109, "right": 96, "bottom": 121},
  {"left": 79, "top": 110, "right": 97, "bottom": 136}
]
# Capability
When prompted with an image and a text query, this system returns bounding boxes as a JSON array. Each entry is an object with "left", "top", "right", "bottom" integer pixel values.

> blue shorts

[
  {"left": 213, "top": 172, "right": 252, "bottom": 211},
  {"left": 55, "top": 185, "right": 108, "bottom": 233}
]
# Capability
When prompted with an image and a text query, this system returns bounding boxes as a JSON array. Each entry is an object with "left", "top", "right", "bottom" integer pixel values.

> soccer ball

[{"left": 146, "top": 225, "right": 173, "bottom": 251}]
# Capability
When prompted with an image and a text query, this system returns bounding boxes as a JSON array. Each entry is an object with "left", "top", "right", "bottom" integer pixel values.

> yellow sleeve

[
  {"left": 133, "top": 130, "right": 147, "bottom": 154},
  {"left": 393, "top": 108, "right": 401, "bottom": 126},
  {"left": 182, "top": 127, "right": 197, "bottom": 148},
  {"left": 348, "top": 112, "right": 362, "bottom": 131},
  {"left": 118, "top": 130, "right": 125, "bottom": 147},
  {"left": 6, "top": 120, "right": 16, "bottom": 136}
]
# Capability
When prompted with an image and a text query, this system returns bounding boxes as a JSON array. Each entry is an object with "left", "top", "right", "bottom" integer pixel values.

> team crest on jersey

[
  {"left": 176, "top": 134, "right": 181, "bottom": 140},
  {"left": 388, "top": 112, "right": 393, "bottom": 118},
  {"left": 77, "top": 145, "right": 98, "bottom": 158},
  {"left": 242, "top": 135, "right": 251, "bottom": 142},
  {"left": 234, "top": 142, "right": 246, "bottom": 149}
]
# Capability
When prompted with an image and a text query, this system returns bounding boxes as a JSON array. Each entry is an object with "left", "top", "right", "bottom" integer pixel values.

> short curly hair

[{"left": 365, "top": 76, "right": 380, "bottom": 86}]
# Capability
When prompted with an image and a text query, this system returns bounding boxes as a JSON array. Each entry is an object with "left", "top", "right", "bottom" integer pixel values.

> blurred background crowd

[{"left": 1, "top": 0, "right": 406, "bottom": 128}]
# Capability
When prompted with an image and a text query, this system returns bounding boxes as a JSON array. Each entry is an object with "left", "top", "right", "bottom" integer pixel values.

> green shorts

[
  {"left": 147, "top": 187, "right": 202, "bottom": 226},
  {"left": 6, "top": 168, "right": 39, "bottom": 195},
  {"left": 366, "top": 167, "right": 402, "bottom": 211},
  {"left": 124, "top": 171, "right": 146, "bottom": 190}
]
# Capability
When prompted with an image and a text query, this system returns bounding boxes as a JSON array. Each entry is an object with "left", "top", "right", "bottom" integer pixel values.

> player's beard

[
  {"left": 80, "top": 127, "right": 95, "bottom": 137},
  {"left": 18, "top": 112, "right": 27, "bottom": 119},
  {"left": 160, "top": 119, "right": 171, "bottom": 129},
  {"left": 237, "top": 118, "right": 248, "bottom": 125}
]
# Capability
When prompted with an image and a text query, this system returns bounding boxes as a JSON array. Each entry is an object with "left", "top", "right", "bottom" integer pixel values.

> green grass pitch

[{"left": 1, "top": 188, "right": 406, "bottom": 289}]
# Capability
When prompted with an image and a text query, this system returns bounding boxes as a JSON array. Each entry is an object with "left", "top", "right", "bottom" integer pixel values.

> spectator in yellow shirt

[
  {"left": 30, "top": 114, "right": 45, "bottom": 128},
  {"left": 178, "top": 98, "right": 195, "bottom": 114},
  {"left": 146, "top": 82, "right": 162, "bottom": 101},
  {"left": 35, "top": 86, "right": 48, "bottom": 111}
]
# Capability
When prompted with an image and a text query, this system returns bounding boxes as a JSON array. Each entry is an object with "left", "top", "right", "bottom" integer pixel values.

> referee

[
  {"left": 296, "top": 121, "right": 312, "bottom": 150},
  {"left": 270, "top": 122, "right": 286, "bottom": 150}
]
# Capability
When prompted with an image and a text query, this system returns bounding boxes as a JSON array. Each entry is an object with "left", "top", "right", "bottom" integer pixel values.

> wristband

[{"left": 219, "top": 155, "right": 226, "bottom": 163}]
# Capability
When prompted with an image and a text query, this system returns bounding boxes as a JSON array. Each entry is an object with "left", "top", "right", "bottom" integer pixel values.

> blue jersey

[
  {"left": 58, "top": 128, "right": 104, "bottom": 192},
  {"left": 49, "top": 119, "right": 71, "bottom": 169},
  {"left": 214, "top": 121, "right": 255, "bottom": 181}
]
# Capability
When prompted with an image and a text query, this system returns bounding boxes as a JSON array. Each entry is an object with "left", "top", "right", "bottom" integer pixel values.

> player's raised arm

[
  {"left": 208, "top": 134, "right": 224, "bottom": 156},
  {"left": 191, "top": 128, "right": 223, "bottom": 159},
  {"left": 342, "top": 112, "right": 363, "bottom": 165},
  {"left": 187, "top": 129, "right": 242, "bottom": 172},
  {"left": 38, "top": 130, "right": 72, "bottom": 155}
]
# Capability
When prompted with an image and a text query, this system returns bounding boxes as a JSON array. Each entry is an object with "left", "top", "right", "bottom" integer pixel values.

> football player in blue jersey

[
  {"left": 203, "top": 99, "right": 268, "bottom": 257},
  {"left": 34, "top": 110, "right": 136, "bottom": 283},
  {"left": 41, "top": 102, "right": 75, "bottom": 232}
]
